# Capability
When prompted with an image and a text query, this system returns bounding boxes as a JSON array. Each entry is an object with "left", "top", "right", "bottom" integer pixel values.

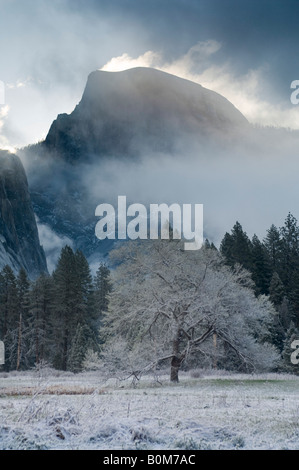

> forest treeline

[
  {"left": 1, "top": 212, "right": 299, "bottom": 375},
  {"left": 220, "top": 212, "right": 299, "bottom": 370},
  {"left": 0, "top": 246, "right": 111, "bottom": 372}
]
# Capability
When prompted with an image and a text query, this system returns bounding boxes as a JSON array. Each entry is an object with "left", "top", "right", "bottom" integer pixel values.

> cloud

[
  {"left": 77, "top": 121, "right": 299, "bottom": 251},
  {"left": 0, "top": 105, "right": 17, "bottom": 153},
  {"left": 36, "top": 219, "right": 73, "bottom": 273},
  {"left": 101, "top": 51, "right": 161, "bottom": 72}
]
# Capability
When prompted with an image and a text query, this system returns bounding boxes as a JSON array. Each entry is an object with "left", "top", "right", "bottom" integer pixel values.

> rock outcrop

[{"left": 0, "top": 150, "right": 47, "bottom": 277}]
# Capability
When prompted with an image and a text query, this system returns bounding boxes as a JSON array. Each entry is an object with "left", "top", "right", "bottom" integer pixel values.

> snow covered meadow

[{"left": 1, "top": 368, "right": 299, "bottom": 450}]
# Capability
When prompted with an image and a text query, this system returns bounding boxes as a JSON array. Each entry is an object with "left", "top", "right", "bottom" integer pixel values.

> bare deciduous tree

[{"left": 102, "top": 240, "right": 279, "bottom": 383}]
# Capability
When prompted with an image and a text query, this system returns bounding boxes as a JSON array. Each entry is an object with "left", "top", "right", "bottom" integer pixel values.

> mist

[
  {"left": 36, "top": 218, "right": 74, "bottom": 273},
  {"left": 23, "top": 121, "right": 299, "bottom": 272},
  {"left": 79, "top": 127, "right": 299, "bottom": 246}
]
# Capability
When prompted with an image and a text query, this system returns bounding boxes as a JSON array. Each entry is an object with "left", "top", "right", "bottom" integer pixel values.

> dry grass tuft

[{"left": 0, "top": 385, "right": 106, "bottom": 396}]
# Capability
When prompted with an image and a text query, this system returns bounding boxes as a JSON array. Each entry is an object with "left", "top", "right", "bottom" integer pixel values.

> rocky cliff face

[
  {"left": 44, "top": 67, "right": 249, "bottom": 163},
  {"left": 0, "top": 150, "right": 47, "bottom": 277}
]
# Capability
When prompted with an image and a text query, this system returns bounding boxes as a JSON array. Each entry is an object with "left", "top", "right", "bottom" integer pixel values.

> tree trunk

[
  {"left": 62, "top": 327, "right": 69, "bottom": 371},
  {"left": 213, "top": 332, "right": 218, "bottom": 370},
  {"left": 16, "top": 313, "right": 22, "bottom": 371},
  {"left": 35, "top": 311, "right": 39, "bottom": 366},
  {"left": 170, "top": 355, "right": 181, "bottom": 382},
  {"left": 170, "top": 328, "right": 185, "bottom": 382}
]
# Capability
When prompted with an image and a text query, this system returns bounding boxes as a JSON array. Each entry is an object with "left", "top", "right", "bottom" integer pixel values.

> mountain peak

[{"left": 44, "top": 67, "right": 249, "bottom": 163}]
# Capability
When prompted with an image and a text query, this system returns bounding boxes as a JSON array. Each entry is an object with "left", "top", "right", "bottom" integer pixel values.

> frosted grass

[{"left": 1, "top": 369, "right": 299, "bottom": 450}]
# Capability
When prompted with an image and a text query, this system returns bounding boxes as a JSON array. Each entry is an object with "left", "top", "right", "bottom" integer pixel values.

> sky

[
  {"left": 1, "top": 0, "right": 299, "bottom": 151},
  {"left": 1, "top": 0, "right": 299, "bottom": 266}
]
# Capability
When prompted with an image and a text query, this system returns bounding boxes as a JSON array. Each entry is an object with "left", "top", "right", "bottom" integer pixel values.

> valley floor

[{"left": 0, "top": 369, "right": 299, "bottom": 450}]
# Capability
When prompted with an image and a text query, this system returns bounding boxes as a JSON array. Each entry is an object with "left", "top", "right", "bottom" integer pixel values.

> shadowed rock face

[
  {"left": 44, "top": 67, "right": 249, "bottom": 163},
  {"left": 22, "top": 68, "right": 251, "bottom": 266},
  {"left": 0, "top": 151, "right": 47, "bottom": 277}
]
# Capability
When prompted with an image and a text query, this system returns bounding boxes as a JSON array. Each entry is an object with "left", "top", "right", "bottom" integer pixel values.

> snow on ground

[{"left": 1, "top": 368, "right": 299, "bottom": 450}]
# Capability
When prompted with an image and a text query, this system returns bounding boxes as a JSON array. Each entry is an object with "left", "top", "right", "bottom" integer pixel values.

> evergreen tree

[
  {"left": 28, "top": 273, "right": 55, "bottom": 367},
  {"left": 68, "top": 322, "right": 94, "bottom": 373},
  {"left": 0, "top": 266, "right": 19, "bottom": 370},
  {"left": 52, "top": 246, "right": 79, "bottom": 369},
  {"left": 219, "top": 232, "right": 234, "bottom": 266},
  {"left": 269, "top": 272, "right": 285, "bottom": 307},
  {"left": 263, "top": 224, "right": 282, "bottom": 272},
  {"left": 0, "top": 271, "right": 5, "bottom": 340},
  {"left": 74, "top": 250, "right": 99, "bottom": 360},
  {"left": 74, "top": 250, "right": 95, "bottom": 325},
  {"left": 52, "top": 246, "right": 97, "bottom": 370},
  {"left": 220, "top": 222, "right": 252, "bottom": 271},
  {"left": 279, "top": 213, "right": 299, "bottom": 292},
  {"left": 15, "top": 268, "right": 31, "bottom": 370},
  {"left": 204, "top": 239, "right": 218, "bottom": 250},
  {"left": 251, "top": 234, "right": 272, "bottom": 295},
  {"left": 0, "top": 266, "right": 19, "bottom": 335}
]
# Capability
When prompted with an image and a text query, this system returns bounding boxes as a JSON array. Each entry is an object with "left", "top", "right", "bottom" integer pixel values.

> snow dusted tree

[
  {"left": 94, "top": 263, "right": 112, "bottom": 348},
  {"left": 94, "top": 263, "right": 112, "bottom": 317},
  {"left": 102, "top": 239, "right": 279, "bottom": 383},
  {"left": 282, "top": 321, "right": 299, "bottom": 374}
]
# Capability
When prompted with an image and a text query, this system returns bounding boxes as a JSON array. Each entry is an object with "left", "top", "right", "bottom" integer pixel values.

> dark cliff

[{"left": 0, "top": 150, "right": 47, "bottom": 277}]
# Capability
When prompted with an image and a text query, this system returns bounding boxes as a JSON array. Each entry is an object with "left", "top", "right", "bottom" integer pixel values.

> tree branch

[{"left": 216, "top": 330, "right": 256, "bottom": 370}]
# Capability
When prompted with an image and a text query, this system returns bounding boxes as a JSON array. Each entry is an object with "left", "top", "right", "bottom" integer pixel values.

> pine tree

[
  {"left": 279, "top": 213, "right": 299, "bottom": 292},
  {"left": 52, "top": 246, "right": 97, "bottom": 370},
  {"left": 204, "top": 239, "right": 218, "bottom": 250},
  {"left": 219, "top": 232, "right": 234, "bottom": 266},
  {"left": 269, "top": 272, "right": 285, "bottom": 307},
  {"left": 220, "top": 222, "right": 252, "bottom": 271},
  {"left": 0, "top": 266, "right": 19, "bottom": 370},
  {"left": 263, "top": 224, "right": 282, "bottom": 272},
  {"left": 68, "top": 322, "right": 94, "bottom": 373},
  {"left": 52, "top": 246, "right": 79, "bottom": 370},
  {"left": 16, "top": 268, "right": 30, "bottom": 370},
  {"left": 28, "top": 273, "right": 55, "bottom": 367},
  {"left": 0, "top": 271, "right": 5, "bottom": 341},
  {"left": 251, "top": 234, "right": 272, "bottom": 295},
  {"left": 73, "top": 250, "right": 99, "bottom": 366},
  {"left": 74, "top": 250, "right": 95, "bottom": 325}
]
